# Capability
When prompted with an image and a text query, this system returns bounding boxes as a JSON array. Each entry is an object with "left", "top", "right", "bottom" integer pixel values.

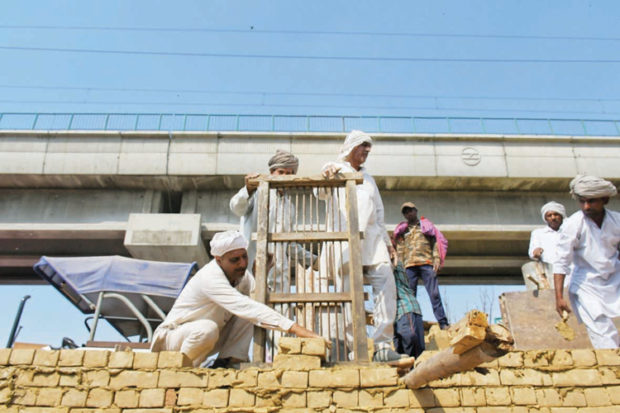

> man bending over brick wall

[{"left": 151, "top": 230, "right": 322, "bottom": 367}]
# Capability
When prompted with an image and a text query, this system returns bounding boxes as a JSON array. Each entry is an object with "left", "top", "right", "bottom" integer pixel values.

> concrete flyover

[{"left": 0, "top": 129, "right": 618, "bottom": 285}]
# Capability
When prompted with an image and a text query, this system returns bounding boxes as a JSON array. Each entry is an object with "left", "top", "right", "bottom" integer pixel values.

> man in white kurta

[
  {"left": 554, "top": 175, "right": 620, "bottom": 348},
  {"left": 321, "top": 130, "right": 400, "bottom": 362},
  {"left": 150, "top": 231, "right": 320, "bottom": 366},
  {"left": 529, "top": 201, "right": 566, "bottom": 265}
]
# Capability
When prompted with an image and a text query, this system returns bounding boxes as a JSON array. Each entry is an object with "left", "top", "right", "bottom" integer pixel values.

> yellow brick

[
  {"left": 570, "top": 349, "right": 596, "bottom": 367},
  {"left": 460, "top": 387, "right": 486, "bottom": 406},
  {"left": 583, "top": 387, "right": 611, "bottom": 406},
  {"left": 208, "top": 369, "right": 236, "bottom": 387},
  {"left": 599, "top": 367, "right": 620, "bottom": 385},
  {"left": 359, "top": 367, "right": 398, "bottom": 387},
  {"left": 9, "top": 349, "right": 35, "bottom": 365},
  {"left": 433, "top": 388, "right": 460, "bottom": 407},
  {"left": 595, "top": 349, "right": 620, "bottom": 366},
  {"left": 477, "top": 408, "right": 516, "bottom": 413},
  {"left": 282, "top": 391, "right": 306, "bottom": 408},
  {"left": 33, "top": 350, "right": 59, "bottom": 367},
  {"left": 300, "top": 338, "right": 328, "bottom": 358},
  {"left": 86, "top": 388, "right": 113, "bottom": 408},
  {"left": 427, "top": 409, "right": 476, "bottom": 413},
  {"left": 485, "top": 387, "right": 511, "bottom": 406},
  {"left": 114, "top": 390, "right": 140, "bottom": 408},
  {"left": 0, "top": 387, "right": 12, "bottom": 404},
  {"left": 278, "top": 337, "right": 302, "bottom": 354},
  {"left": 305, "top": 390, "right": 330, "bottom": 408},
  {"left": 17, "top": 409, "right": 70, "bottom": 413},
  {"left": 203, "top": 389, "right": 229, "bottom": 408},
  {"left": 228, "top": 388, "right": 254, "bottom": 407},
  {"left": 549, "top": 408, "right": 578, "bottom": 413},
  {"left": 460, "top": 369, "right": 501, "bottom": 386},
  {"left": 60, "top": 389, "right": 87, "bottom": 407},
  {"left": 359, "top": 390, "right": 383, "bottom": 407},
  {"left": 536, "top": 389, "right": 563, "bottom": 406},
  {"left": 511, "top": 387, "right": 537, "bottom": 405},
  {"left": 118, "top": 410, "right": 172, "bottom": 413},
  {"left": 139, "top": 388, "right": 165, "bottom": 407},
  {"left": 109, "top": 370, "right": 159, "bottom": 389},
  {"left": 156, "top": 351, "right": 191, "bottom": 368},
  {"left": 0, "top": 349, "right": 11, "bottom": 365},
  {"left": 108, "top": 351, "right": 134, "bottom": 368},
  {"left": 235, "top": 368, "right": 258, "bottom": 387},
  {"left": 83, "top": 350, "right": 109, "bottom": 367},
  {"left": 58, "top": 349, "right": 84, "bottom": 366},
  {"left": 608, "top": 385, "right": 620, "bottom": 404},
  {"left": 552, "top": 369, "right": 602, "bottom": 387},
  {"left": 83, "top": 370, "right": 110, "bottom": 387},
  {"left": 133, "top": 352, "right": 158, "bottom": 369},
  {"left": 257, "top": 370, "right": 281, "bottom": 388},
  {"left": 384, "top": 389, "right": 409, "bottom": 407},
  {"left": 164, "top": 389, "right": 176, "bottom": 407},
  {"left": 409, "top": 388, "right": 435, "bottom": 408},
  {"left": 524, "top": 350, "right": 552, "bottom": 367},
  {"left": 550, "top": 350, "right": 573, "bottom": 367},
  {"left": 58, "top": 367, "right": 80, "bottom": 386},
  {"left": 17, "top": 370, "right": 60, "bottom": 387},
  {"left": 273, "top": 354, "right": 321, "bottom": 370},
  {"left": 12, "top": 388, "right": 38, "bottom": 405},
  {"left": 500, "top": 368, "right": 551, "bottom": 386},
  {"left": 498, "top": 351, "right": 524, "bottom": 367},
  {"left": 176, "top": 388, "right": 204, "bottom": 406},
  {"left": 68, "top": 409, "right": 121, "bottom": 413},
  {"left": 333, "top": 390, "right": 358, "bottom": 407},
  {"left": 309, "top": 368, "right": 359, "bottom": 387},
  {"left": 281, "top": 371, "right": 308, "bottom": 388},
  {"left": 560, "top": 388, "right": 586, "bottom": 407}
]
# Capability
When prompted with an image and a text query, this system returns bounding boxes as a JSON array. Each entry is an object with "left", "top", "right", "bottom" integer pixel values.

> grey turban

[
  {"left": 540, "top": 201, "right": 566, "bottom": 222},
  {"left": 569, "top": 175, "right": 618, "bottom": 199},
  {"left": 268, "top": 149, "right": 299, "bottom": 174}
]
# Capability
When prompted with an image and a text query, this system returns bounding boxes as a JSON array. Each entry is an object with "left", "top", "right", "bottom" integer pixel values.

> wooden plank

[
  {"left": 85, "top": 341, "right": 151, "bottom": 349},
  {"left": 344, "top": 179, "right": 369, "bottom": 362},
  {"left": 248, "top": 173, "right": 363, "bottom": 188},
  {"left": 269, "top": 292, "right": 369, "bottom": 303},
  {"left": 251, "top": 231, "right": 364, "bottom": 242},
  {"left": 252, "top": 180, "right": 271, "bottom": 363}
]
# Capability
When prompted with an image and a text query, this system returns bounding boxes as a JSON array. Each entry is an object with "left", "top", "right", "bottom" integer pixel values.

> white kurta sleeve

[
  {"left": 553, "top": 217, "right": 580, "bottom": 275},
  {"left": 230, "top": 186, "right": 253, "bottom": 218},
  {"left": 369, "top": 174, "right": 392, "bottom": 247},
  {"left": 202, "top": 272, "right": 295, "bottom": 332},
  {"left": 528, "top": 229, "right": 542, "bottom": 260}
]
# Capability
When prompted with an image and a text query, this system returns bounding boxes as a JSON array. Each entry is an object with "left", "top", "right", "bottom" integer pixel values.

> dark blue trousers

[
  {"left": 393, "top": 312, "right": 425, "bottom": 358},
  {"left": 405, "top": 265, "right": 449, "bottom": 328}
]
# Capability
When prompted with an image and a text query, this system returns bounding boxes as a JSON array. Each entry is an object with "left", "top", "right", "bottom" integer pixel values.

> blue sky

[{"left": 0, "top": 1, "right": 618, "bottom": 346}]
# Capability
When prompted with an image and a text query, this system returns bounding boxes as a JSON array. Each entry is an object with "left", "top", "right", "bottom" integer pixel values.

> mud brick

[
  {"left": 500, "top": 368, "right": 552, "bottom": 386},
  {"left": 548, "top": 409, "right": 578, "bottom": 413},
  {"left": 433, "top": 388, "right": 460, "bottom": 407},
  {"left": 309, "top": 368, "right": 359, "bottom": 387},
  {"left": 0, "top": 387, "right": 12, "bottom": 404},
  {"left": 133, "top": 352, "right": 158, "bottom": 369},
  {"left": 384, "top": 389, "right": 409, "bottom": 407},
  {"left": 498, "top": 351, "right": 524, "bottom": 367},
  {"left": 524, "top": 350, "right": 552, "bottom": 367},
  {"left": 460, "top": 369, "right": 501, "bottom": 386},
  {"left": 58, "top": 368, "right": 80, "bottom": 386},
  {"left": 359, "top": 367, "right": 398, "bottom": 387},
  {"left": 120, "top": 410, "right": 172, "bottom": 413},
  {"left": 273, "top": 354, "right": 321, "bottom": 370},
  {"left": 114, "top": 390, "right": 139, "bottom": 408},
  {"left": 511, "top": 387, "right": 537, "bottom": 405},
  {"left": 595, "top": 349, "right": 620, "bottom": 366},
  {"left": 584, "top": 387, "right": 611, "bottom": 406},
  {"left": 83, "top": 350, "right": 110, "bottom": 367},
  {"left": 599, "top": 367, "right": 620, "bottom": 385},
  {"left": 9, "top": 349, "right": 35, "bottom": 365},
  {"left": 282, "top": 391, "right": 306, "bottom": 408},
  {"left": 235, "top": 368, "right": 258, "bottom": 387},
  {"left": 536, "top": 389, "right": 563, "bottom": 406},
  {"left": 16, "top": 409, "right": 70, "bottom": 413},
  {"left": 477, "top": 408, "right": 518, "bottom": 413},
  {"left": 570, "top": 349, "right": 596, "bottom": 367},
  {"left": 551, "top": 350, "right": 573, "bottom": 367},
  {"left": 561, "top": 389, "right": 586, "bottom": 407},
  {"left": 86, "top": 388, "right": 113, "bottom": 408},
  {"left": 138, "top": 388, "right": 165, "bottom": 407},
  {"left": 177, "top": 388, "right": 204, "bottom": 406},
  {"left": 108, "top": 351, "right": 134, "bottom": 368},
  {"left": 61, "top": 389, "right": 88, "bottom": 407},
  {"left": 83, "top": 370, "right": 110, "bottom": 387},
  {"left": 157, "top": 351, "right": 191, "bottom": 368},
  {"left": 208, "top": 369, "right": 236, "bottom": 387},
  {"left": 281, "top": 371, "right": 308, "bottom": 388},
  {"left": 33, "top": 350, "right": 59, "bottom": 367},
  {"left": 0, "top": 349, "right": 11, "bottom": 365},
  {"left": 552, "top": 369, "right": 602, "bottom": 386},
  {"left": 12, "top": 387, "right": 38, "bottom": 405},
  {"left": 68, "top": 409, "right": 121, "bottom": 413},
  {"left": 58, "top": 349, "right": 84, "bottom": 366},
  {"left": 110, "top": 370, "right": 159, "bottom": 389},
  {"left": 203, "top": 389, "right": 229, "bottom": 408},
  {"left": 257, "top": 370, "right": 281, "bottom": 388},
  {"left": 20, "top": 371, "right": 61, "bottom": 387},
  {"left": 158, "top": 367, "right": 207, "bottom": 387},
  {"left": 359, "top": 390, "right": 383, "bottom": 407},
  {"left": 460, "top": 387, "right": 486, "bottom": 406},
  {"left": 409, "top": 388, "right": 435, "bottom": 408},
  {"left": 300, "top": 338, "right": 328, "bottom": 358},
  {"left": 164, "top": 389, "right": 176, "bottom": 407},
  {"left": 307, "top": 390, "right": 331, "bottom": 408},
  {"left": 333, "top": 390, "right": 358, "bottom": 407},
  {"left": 278, "top": 337, "right": 302, "bottom": 354},
  {"left": 427, "top": 409, "right": 476, "bottom": 413},
  {"left": 485, "top": 388, "right": 511, "bottom": 406},
  {"left": 228, "top": 388, "right": 254, "bottom": 407}
]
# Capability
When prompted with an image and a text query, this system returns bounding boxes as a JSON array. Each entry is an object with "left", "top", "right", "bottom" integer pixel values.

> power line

[
  {"left": 1, "top": 45, "right": 619, "bottom": 63},
  {"left": 1, "top": 84, "right": 619, "bottom": 103},
  {"left": 1, "top": 24, "right": 619, "bottom": 42}
]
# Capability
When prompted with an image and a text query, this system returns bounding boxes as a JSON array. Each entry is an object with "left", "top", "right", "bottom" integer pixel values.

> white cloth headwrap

[
  {"left": 540, "top": 201, "right": 566, "bottom": 222},
  {"left": 569, "top": 175, "right": 618, "bottom": 199},
  {"left": 337, "top": 130, "right": 373, "bottom": 162},
  {"left": 210, "top": 230, "right": 248, "bottom": 257},
  {"left": 268, "top": 149, "right": 299, "bottom": 174}
]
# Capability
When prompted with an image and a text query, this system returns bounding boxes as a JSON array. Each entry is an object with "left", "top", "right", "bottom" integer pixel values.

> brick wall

[{"left": 1, "top": 345, "right": 620, "bottom": 412}]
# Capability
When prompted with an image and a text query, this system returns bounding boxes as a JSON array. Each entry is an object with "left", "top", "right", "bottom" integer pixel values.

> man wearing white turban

[
  {"left": 528, "top": 201, "right": 566, "bottom": 265},
  {"left": 321, "top": 130, "right": 400, "bottom": 363},
  {"left": 150, "top": 230, "right": 321, "bottom": 367},
  {"left": 554, "top": 175, "right": 620, "bottom": 348}
]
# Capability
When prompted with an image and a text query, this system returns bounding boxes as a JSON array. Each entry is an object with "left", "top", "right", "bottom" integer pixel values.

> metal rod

[{"left": 6, "top": 295, "right": 31, "bottom": 348}]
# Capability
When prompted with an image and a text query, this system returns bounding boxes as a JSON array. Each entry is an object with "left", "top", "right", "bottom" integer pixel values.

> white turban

[
  {"left": 210, "top": 230, "right": 248, "bottom": 257},
  {"left": 337, "top": 130, "right": 373, "bottom": 162},
  {"left": 268, "top": 149, "right": 299, "bottom": 173},
  {"left": 569, "top": 175, "right": 618, "bottom": 199},
  {"left": 540, "top": 201, "right": 566, "bottom": 222}
]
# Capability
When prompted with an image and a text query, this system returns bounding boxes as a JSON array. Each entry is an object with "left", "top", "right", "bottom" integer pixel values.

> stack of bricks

[{"left": 1, "top": 341, "right": 620, "bottom": 412}]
